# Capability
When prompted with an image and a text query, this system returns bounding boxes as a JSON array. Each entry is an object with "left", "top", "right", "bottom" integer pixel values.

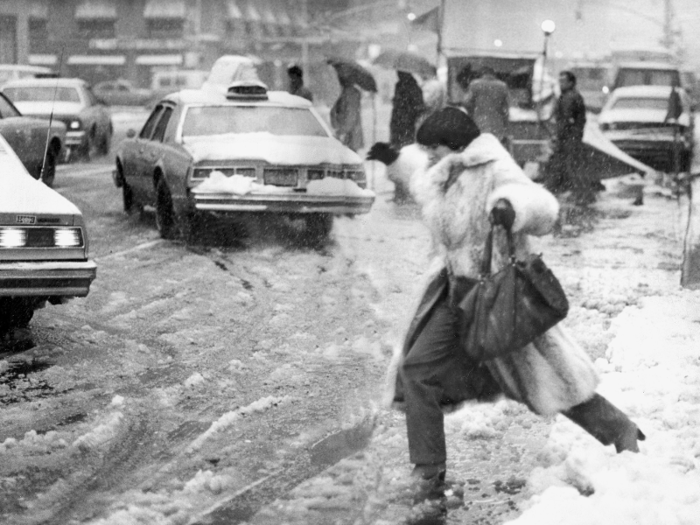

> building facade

[{"left": 0, "top": 0, "right": 369, "bottom": 92}]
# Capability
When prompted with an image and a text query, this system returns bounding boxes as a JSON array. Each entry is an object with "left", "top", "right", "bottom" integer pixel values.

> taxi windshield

[
  {"left": 182, "top": 106, "right": 328, "bottom": 137},
  {"left": 4, "top": 86, "right": 81, "bottom": 103}
]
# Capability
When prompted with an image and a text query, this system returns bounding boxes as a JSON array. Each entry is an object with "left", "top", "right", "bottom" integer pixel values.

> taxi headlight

[
  {"left": 0, "top": 228, "right": 27, "bottom": 248},
  {"left": 54, "top": 228, "right": 83, "bottom": 247},
  {"left": 69, "top": 120, "right": 82, "bottom": 130}
]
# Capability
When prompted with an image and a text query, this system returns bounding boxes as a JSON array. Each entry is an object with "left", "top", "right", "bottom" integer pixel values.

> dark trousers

[{"left": 400, "top": 296, "right": 638, "bottom": 465}]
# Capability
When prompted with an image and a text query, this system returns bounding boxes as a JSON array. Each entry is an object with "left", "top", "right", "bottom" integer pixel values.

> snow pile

[
  {"left": 0, "top": 430, "right": 68, "bottom": 455},
  {"left": 505, "top": 290, "right": 700, "bottom": 525},
  {"left": 187, "top": 395, "right": 292, "bottom": 452},
  {"left": 72, "top": 411, "right": 124, "bottom": 452},
  {"left": 306, "top": 178, "right": 374, "bottom": 197}
]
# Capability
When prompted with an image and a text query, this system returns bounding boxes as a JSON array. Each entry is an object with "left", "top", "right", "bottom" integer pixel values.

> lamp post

[{"left": 537, "top": 19, "right": 556, "bottom": 126}]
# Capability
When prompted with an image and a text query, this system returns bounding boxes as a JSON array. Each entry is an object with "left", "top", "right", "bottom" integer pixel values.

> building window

[
  {"left": 147, "top": 19, "right": 184, "bottom": 39},
  {"left": 77, "top": 19, "right": 115, "bottom": 39},
  {"left": 29, "top": 18, "right": 47, "bottom": 52}
]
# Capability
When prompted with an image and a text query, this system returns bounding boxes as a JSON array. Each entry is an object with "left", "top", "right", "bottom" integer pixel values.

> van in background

[{"left": 150, "top": 70, "right": 208, "bottom": 101}]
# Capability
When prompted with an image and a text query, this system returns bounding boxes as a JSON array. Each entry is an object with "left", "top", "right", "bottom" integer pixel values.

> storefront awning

[
  {"left": 67, "top": 55, "right": 126, "bottom": 66},
  {"left": 75, "top": 0, "right": 117, "bottom": 19},
  {"left": 28, "top": 54, "right": 57, "bottom": 65},
  {"left": 29, "top": 0, "right": 48, "bottom": 19},
  {"left": 135, "top": 54, "right": 183, "bottom": 66},
  {"left": 144, "top": 0, "right": 186, "bottom": 19},
  {"left": 226, "top": 0, "right": 244, "bottom": 19}
]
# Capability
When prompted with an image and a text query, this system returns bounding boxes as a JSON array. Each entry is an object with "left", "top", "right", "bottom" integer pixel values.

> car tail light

[
  {"left": 263, "top": 168, "right": 298, "bottom": 186},
  {"left": 345, "top": 169, "right": 366, "bottom": 183},
  {"left": 0, "top": 227, "right": 83, "bottom": 248},
  {"left": 307, "top": 169, "right": 324, "bottom": 181},
  {"left": 0, "top": 228, "right": 27, "bottom": 248},
  {"left": 54, "top": 228, "right": 84, "bottom": 247},
  {"left": 69, "top": 119, "right": 82, "bottom": 130},
  {"left": 236, "top": 167, "right": 256, "bottom": 178}
]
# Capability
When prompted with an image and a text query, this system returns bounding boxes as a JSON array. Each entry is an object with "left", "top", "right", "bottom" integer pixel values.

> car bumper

[
  {"left": 609, "top": 137, "right": 691, "bottom": 168},
  {"left": 193, "top": 193, "right": 375, "bottom": 215},
  {"left": 0, "top": 260, "right": 97, "bottom": 297}
]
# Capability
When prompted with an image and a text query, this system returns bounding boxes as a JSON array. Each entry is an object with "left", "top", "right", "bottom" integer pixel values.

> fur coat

[{"left": 385, "top": 133, "right": 599, "bottom": 417}]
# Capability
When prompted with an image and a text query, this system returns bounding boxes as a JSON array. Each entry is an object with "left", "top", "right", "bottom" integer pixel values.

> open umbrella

[
  {"left": 372, "top": 50, "right": 436, "bottom": 78},
  {"left": 327, "top": 57, "right": 377, "bottom": 93}
]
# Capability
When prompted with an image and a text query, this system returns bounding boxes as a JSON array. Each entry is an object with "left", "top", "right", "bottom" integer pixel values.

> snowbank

[{"left": 505, "top": 290, "right": 700, "bottom": 525}]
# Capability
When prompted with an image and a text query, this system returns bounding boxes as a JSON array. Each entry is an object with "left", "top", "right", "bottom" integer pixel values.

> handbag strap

[{"left": 480, "top": 224, "right": 516, "bottom": 277}]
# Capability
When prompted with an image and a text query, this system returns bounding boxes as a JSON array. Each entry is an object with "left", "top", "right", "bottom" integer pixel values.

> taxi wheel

[
  {"left": 0, "top": 298, "right": 34, "bottom": 333},
  {"left": 305, "top": 213, "right": 333, "bottom": 241},
  {"left": 98, "top": 126, "right": 112, "bottom": 156},
  {"left": 155, "top": 179, "right": 177, "bottom": 240},
  {"left": 123, "top": 182, "right": 138, "bottom": 214}
]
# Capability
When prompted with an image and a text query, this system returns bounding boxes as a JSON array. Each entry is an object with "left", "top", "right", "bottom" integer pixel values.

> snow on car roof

[{"left": 165, "top": 88, "right": 312, "bottom": 108}]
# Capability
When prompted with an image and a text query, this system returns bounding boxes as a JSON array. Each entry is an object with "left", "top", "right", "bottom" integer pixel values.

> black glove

[{"left": 490, "top": 199, "right": 515, "bottom": 230}]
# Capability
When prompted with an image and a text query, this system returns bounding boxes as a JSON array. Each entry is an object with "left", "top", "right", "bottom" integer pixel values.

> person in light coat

[{"left": 385, "top": 107, "right": 645, "bottom": 497}]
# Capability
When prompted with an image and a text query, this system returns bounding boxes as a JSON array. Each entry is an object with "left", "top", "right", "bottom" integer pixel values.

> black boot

[{"left": 563, "top": 394, "right": 645, "bottom": 453}]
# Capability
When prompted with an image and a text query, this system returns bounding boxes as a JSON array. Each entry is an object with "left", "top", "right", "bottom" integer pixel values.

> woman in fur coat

[{"left": 387, "top": 107, "right": 645, "bottom": 492}]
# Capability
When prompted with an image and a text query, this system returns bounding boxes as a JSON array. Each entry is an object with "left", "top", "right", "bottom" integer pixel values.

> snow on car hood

[
  {"left": 601, "top": 108, "right": 691, "bottom": 127},
  {"left": 183, "top": 133, "right": 362, "bottom": 165},
  {"left": 0, "top": 142, "right": 81, "bottom": 215},
  {"left": 192, "top": 171, "right": 375, "bottom": 197},
  {"left": 11, "top": 101, "right": 84, "bottom": 117}
]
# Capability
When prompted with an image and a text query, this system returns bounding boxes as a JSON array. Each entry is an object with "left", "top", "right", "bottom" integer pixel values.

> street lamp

[{"left": 537, "top": 19, "right": 556, "bottom": 125}]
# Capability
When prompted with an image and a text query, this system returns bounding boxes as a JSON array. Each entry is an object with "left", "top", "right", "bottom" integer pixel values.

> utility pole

[{"left": 662, "top": 0, "right": 674, "bottom": 52}]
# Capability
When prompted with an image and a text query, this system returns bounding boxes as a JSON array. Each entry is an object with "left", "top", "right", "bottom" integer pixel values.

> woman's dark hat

[{"left": 416, "top": 107, "right": 481, "bottom": 151}]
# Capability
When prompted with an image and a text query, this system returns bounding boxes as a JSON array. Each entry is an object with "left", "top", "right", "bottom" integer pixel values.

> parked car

[
  {"left": 113, "top": 83, "right": 374, "bottom": 242},
  {"left": 93, "top": 78, "right": 154, "bottom": 107},
  {"left": 0, "top": 91, "right": 65, "bottom": 187},
  {"left": 0, "top": 64, "right": 56, "bottom": 88},
  {"left": 151, "top": 69, "right": 208, "bottom": 102},
  {"left": 2, "top": 77, "right": 112, "bottom": 161},
  {"left": 599, "top": 85, "right": 694, "bottom": 172},
  {"left": 0, "top": 133, "right": 96, "bottom": 334},
  {"left": 611, "top": 61, "right": 682, "bottom": 91}
]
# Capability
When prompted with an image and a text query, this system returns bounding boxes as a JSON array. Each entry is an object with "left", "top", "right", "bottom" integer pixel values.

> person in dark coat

[
  {"left": 389, "top": 71, "right": 426, "bottom": 149},
  {"left": 287, "top": 65, "right": 313, "bottom": 102},
  {"left": 463, "top": 66, "right": 510, "bottom": 144},
  {"left": 330, "top": 74, "right": 364, "bottom": 152},
  {"left": 384, "top": 107, "right": 645, "bottom": 499},
  {"left": 544, "top": 70, "right": 596, "bottom": 205}
]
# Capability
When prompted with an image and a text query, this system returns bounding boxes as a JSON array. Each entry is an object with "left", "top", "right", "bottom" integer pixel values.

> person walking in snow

[
  {"left": 386, "top": 106, "right": 645, "bottom": 500},
  {"left": 389, "top": 71, "right": 426, "bottom": 149},
  {"left": 330, "top": 73, "right": 364, "bottom": 152},
  {"left": 543, "top": 70, "right": 598, "bottom": 205}
]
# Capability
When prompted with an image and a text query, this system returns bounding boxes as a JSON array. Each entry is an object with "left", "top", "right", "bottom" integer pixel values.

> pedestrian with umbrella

[
  {"left": 373, "top": 50, "right": 433, "bottom": 148},
  {"left": 328, "top": 58, "right": 377, "bottom": 152}
]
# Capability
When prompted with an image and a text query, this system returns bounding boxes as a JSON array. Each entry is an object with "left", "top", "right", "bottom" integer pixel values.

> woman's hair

[{"left": 416, "top": 106, "right": 480, "bottom": 151}]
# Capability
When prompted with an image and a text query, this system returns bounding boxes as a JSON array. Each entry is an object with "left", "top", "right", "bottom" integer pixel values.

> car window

[
  {"left": 612, "top": 97, "right": 673, "bottom": 111},
  {"left": 140, "top": 106, "right": 165, "bottom": 139},
  {"left": 151, "top": 106, "right": 173, "bottom": 142},
  {"left": 617, "top": 69, "right": 680, "bottom": 88},
  {"left": 101, "top": 83, "right": 114, "bottom": 91},
  {"left": 4, "top": 86, "right": 81, "bottom": 103},
  {"left": 0, "top": 94, "right": 20, "bottom": 118},
  {"left": 181, "top": 106, "right": 328, "bottom": 137}
]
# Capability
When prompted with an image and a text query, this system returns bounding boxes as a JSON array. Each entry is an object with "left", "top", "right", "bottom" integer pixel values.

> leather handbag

[{"left": 452, "top": 225, "right": 569, "bottom": 362}]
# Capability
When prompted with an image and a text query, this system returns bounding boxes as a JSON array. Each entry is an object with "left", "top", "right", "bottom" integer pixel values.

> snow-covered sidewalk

[{"left": 245, "top": 177, "right": 700, "bottom": 525}]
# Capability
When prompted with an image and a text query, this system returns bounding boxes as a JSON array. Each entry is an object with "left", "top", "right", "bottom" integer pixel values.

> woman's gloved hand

[{"left": 490, "top": 199, "right": 515, "bottom": 230}]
